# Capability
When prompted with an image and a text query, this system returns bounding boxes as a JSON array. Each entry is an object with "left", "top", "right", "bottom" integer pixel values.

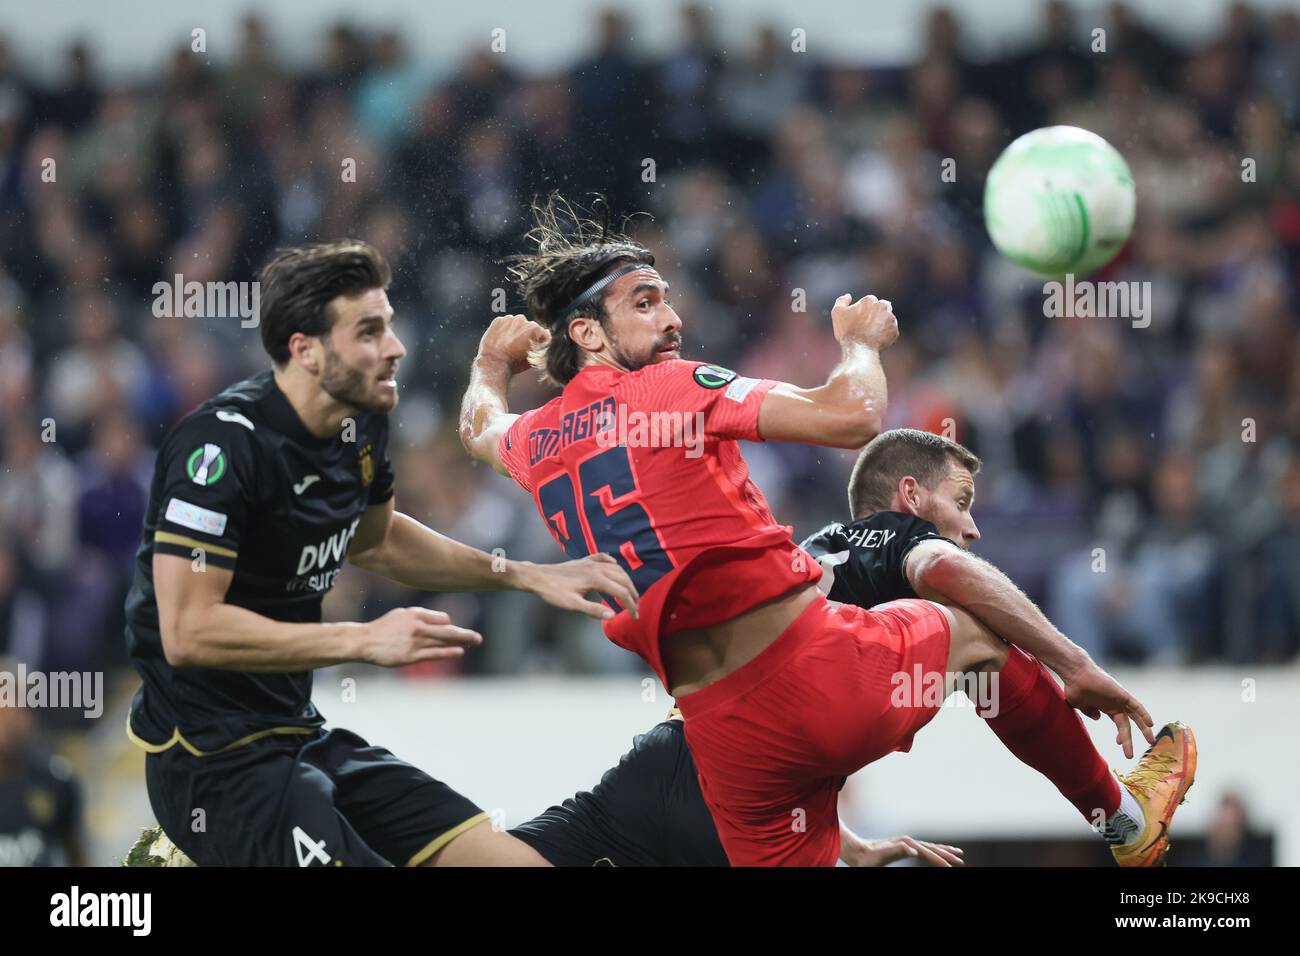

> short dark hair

[
  {"left": 257, "top": 240, "right": 392, "bottom": 366},
  {"left": 848, "top": 428, "right": 982, "bottom": 518},
  {"left": 506, "top": 193, "right": 653, "bottom": 386}
]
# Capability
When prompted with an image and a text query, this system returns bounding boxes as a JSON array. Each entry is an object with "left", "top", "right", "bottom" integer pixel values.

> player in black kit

[
  {"left": 125, "top": 241, "right": 639, "bottom": 867},
  {"left": 512, "top": 428, "right": 1171, "bottom": 866}
]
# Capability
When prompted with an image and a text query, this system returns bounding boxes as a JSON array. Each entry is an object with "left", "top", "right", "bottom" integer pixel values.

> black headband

[{"left": 555, "top": 262, "right": 655, "bottom": 324}]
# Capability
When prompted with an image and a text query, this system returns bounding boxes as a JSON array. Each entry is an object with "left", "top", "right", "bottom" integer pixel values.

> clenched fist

[
  {"left": 831, "top": 293, "right": 899, "bottom": 352},
  {"left": 478, "top": 314, "right": 551, "bottom": 375}
]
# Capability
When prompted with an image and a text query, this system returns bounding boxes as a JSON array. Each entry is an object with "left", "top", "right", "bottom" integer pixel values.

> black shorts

[
  {"left": 509, "top": 718, "right": 729, "bottom": 866},
  {"left": 145, "top": 727, "right": 485, "bottom": 867}
]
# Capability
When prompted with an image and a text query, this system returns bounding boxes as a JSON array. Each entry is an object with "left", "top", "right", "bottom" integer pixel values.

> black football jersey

[
  {"left": 799, "top": 511, "right": 956, "bottom": 608},
  {"left": 124, "top": 370, "right": 395, "bottom": 753}
]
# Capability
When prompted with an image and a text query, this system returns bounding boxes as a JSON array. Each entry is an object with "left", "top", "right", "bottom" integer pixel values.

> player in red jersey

[{"left": 460, "top": 197, "right": 1187, "bottom": 866}]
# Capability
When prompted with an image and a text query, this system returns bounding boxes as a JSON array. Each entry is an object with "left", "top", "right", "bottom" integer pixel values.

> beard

[
  {"left": 608, "top": 329, "right": 682, "bottom": 372},
  {"left": 320, "top": 344, "right": 394, "bottom": 413}
]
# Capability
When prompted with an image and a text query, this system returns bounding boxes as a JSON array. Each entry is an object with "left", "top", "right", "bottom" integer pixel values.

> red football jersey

[{"left": 499, "top": 359, "right": 822, "bottom": 684}]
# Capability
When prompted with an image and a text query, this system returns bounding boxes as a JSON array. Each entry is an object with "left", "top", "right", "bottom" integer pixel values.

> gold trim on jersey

[
  {"left": 126, "top": 716, "right": 317, "bottom": 757},
  {"left": 405, "top": 812, "right": 491, "bottom": 867},
  {"left": 153, "top": 531, "right": 238, "bottom": 560},
  {"left": 666, "top": 706, "right": 682, "bottom": 719}
]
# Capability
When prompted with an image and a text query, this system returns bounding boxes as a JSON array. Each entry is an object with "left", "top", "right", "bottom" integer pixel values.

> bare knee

[{"left": 931, "top": 602, "right": 1008, "bottom": 676}]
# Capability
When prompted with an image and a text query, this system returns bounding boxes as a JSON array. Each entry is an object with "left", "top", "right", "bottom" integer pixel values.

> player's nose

[
  {"left": 385, "top": 329, "right": 408, "bottom": 360},
  {"left": 964, "top": 519, "right": 981, "bottom": 546}
]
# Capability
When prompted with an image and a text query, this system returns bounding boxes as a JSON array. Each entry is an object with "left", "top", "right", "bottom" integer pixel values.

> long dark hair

[{"left": 505, "top": 193, "right": 653, "bottom": 385}]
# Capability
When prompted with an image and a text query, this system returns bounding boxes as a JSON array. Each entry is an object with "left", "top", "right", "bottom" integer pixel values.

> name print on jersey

[
  {"left": 525, "top": 395, "right": 707, "bottom": 463},
  {"left": 594, "top": 403, "right": 706, "bottom": 459},
  {"left": 843, "top": 526, "right": 896, "bottom": 549}
]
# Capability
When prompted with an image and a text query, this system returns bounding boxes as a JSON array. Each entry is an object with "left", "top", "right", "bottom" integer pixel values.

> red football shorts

[{"left": 677, "top": 595, "right": 952, "bottom": 867}]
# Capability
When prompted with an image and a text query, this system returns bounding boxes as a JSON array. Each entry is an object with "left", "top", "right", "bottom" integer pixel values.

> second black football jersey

[{"left": 799, "top": 511, "right": 956, "bottom": 608}]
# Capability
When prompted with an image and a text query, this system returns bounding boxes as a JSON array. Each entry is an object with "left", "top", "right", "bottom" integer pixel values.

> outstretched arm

[
  {"left": 905, "top": 540, "right": 1088, "bottom": 677},
  {"left": 154, "top": 552, "right": 480, "bottom": 671},
  {"left": 904, "top": 540, "right": 1155, "bottom": 756},
  {"left": 348, "top": 497, "right": 638, "bottom": 620},
  {"left": 459, "top": 314, "right": 548, "bottom": 473},
  {"left": 756, "top": 293, "right": 898, "bottom": 449}
]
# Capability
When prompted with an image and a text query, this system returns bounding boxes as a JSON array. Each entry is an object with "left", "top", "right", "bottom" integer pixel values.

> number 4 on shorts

[{"left": 292, "top": 825, "right": 332, "bottom": 867}]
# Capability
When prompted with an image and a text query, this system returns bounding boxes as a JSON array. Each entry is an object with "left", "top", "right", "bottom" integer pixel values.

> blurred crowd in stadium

[{"left": 0, "top": 1, "right": 1297, "bottom": 692}]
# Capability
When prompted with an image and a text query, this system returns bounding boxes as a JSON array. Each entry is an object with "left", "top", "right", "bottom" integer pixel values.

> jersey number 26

[{"left": 537, "top": 446, "right": 672, "bottom": 609}]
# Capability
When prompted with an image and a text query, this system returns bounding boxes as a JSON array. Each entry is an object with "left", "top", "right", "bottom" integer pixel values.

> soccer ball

[{"left": 983, "top": 125, "right": 1136, "bottom": 279}]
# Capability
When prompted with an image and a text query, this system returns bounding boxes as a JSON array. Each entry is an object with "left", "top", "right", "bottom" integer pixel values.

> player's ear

[
  {"left": 568, "top": 314, "right": 605, "bottom": 353},
  {"left": 287, "top": 330, "right": 322, "bottom": 374},
  {"left": 897, "top": 476, "right": 923, "bottom": 515}
]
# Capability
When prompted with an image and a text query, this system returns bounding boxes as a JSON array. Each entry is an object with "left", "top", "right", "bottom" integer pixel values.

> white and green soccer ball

[{"left": 983, "top": 125, "right": 1136, "bottom": 279}]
